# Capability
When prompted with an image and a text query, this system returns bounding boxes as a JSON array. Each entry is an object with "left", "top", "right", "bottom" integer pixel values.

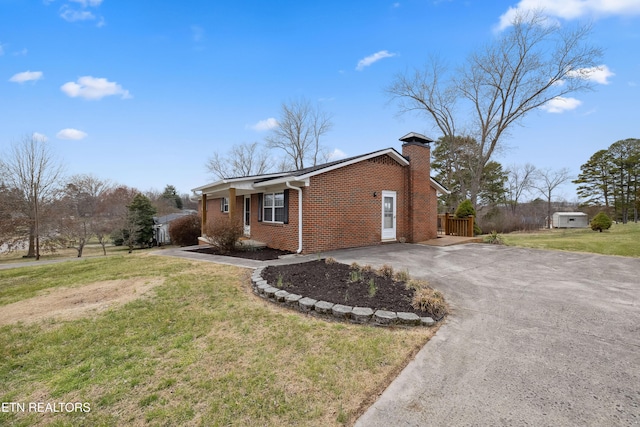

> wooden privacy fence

[{"left": 438, "top": 213, "right": 475, "bottom": 237}]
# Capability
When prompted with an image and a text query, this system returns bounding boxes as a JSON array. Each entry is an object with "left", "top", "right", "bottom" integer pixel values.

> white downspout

[{"left": 286, "top": 181, "right": 303, "bottom": 254}]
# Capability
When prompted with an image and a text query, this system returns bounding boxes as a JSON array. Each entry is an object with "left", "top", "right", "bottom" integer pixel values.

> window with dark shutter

[{"left": 261, "top": 191, "right": 287, "bottom": 223}]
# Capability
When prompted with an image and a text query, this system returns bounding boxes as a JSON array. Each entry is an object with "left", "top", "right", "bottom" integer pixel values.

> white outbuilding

[{"left": 552, "top": 212, "right": 589, "bottom": 228}]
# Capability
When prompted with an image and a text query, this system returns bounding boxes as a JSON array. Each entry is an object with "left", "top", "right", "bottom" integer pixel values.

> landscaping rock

[
  {"left": 351, "top": 307, "right": 374, "bottom": 324},
  {"left": 298, "top": 297, "right": 318, "bottom": 312},
  {"left": 275, "top": 290, "right": 290, "bottom": 302},
  {"left": 256, "top": 282, "right": 270, "bottom": 294},
  {"left": 314, "top": 300, "right": 335, "bottom": 314},
  {"left": 332, "top": 304, "right": 353, "bottom": 319},
  {"left": 264, "top": 286, "right": 279, "bottom": 299},
  {"left": 285, "top": 293, "right": 302, "bottom": 305},
  {"left": 397, "top": 312, "right": 421, "bottom": 325},
  {"left": 420, "top": 316, "right": 435, "bottom": 326},
  {"left": 374, "top": 310, "right": 397, "bottom": 325}
]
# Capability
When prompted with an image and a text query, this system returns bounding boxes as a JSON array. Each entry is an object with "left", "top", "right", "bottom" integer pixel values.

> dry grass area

[
  {"left": 0, "top": 254, "right": 435, "bottom": 426},
  {"left": 0, "top": 278, "right": 163, "bottom": 327}
]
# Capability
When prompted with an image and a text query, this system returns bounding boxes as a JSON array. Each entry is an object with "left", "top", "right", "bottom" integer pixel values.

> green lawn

[
  {"left": 0, "top": 254, "right": 432, "bottom": 426},
  {"left": 502, "top": 222, "right": 640, "bottom": 257}
]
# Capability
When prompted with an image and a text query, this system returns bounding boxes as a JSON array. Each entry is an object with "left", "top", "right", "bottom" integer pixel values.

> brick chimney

[{"left": 401, "top": 132, "right": 436, "bottom": 242}]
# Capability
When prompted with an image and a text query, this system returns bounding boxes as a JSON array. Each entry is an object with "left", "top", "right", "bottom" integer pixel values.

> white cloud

[
  {"left": 250, "top": 118, "right": 278, "bottom": 131},
  {"left": 567, "top": 65, "right": 614, "bottom": 84},
  {"left": 61, "top": 76, "right": 132, "bottom": 100},
  {"left": 327, "top": 148, "right": 347, "bottom": 161},
  {"left": 356, "top": 50, "right": 396, "bottom": 71},
  {"left": 540, "top": 96, "right": 582, "bottom": 113},
  {"left": 60, "top": 7, "right": 95, "bottom": 22},
  {"left": 32, "top": 132, "right": 48, "bottom": 142},
  {"left": 69, "top": 0, "right": 103, "bottom": 6},
  {"left": 9, "top": 71, "right": 43, "bottom": 83},
  {"left": 57, "top": 128, "right": 88, "bottom": 140},
  {"left": 497, "top": 0, "right": 640, "bottom": 30}
]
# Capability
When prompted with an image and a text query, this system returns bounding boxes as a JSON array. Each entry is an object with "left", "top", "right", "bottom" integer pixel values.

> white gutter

[{"left": 286, "top": 181, "right": 303, "bottom": 254}]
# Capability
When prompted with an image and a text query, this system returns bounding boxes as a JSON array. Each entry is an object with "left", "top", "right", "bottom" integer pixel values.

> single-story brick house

[{"left": 192, "top": 132, "right": 448, "bottom": 254}]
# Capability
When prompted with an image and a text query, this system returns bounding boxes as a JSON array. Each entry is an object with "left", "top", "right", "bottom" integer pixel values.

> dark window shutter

[
  {"left": 283, "top": 189, "right": 289, "bottom": 224},
  {"left": 257, "top": 193, "right": 263, "bottom": 222}
]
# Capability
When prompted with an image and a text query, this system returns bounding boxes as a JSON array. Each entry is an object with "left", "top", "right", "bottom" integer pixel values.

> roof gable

[{"left": 253, "top": 148, "right": 408, "bottom": 187}]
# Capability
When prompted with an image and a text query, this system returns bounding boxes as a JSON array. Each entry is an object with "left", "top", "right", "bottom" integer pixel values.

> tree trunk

[{"left": 26, "top": 227, "right": 36, "bottom": 258}]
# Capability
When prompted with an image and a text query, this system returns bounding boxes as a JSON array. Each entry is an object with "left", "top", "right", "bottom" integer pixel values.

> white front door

[
  {"left": 381, "top": 191, "right": 396, "bottom": 240},
  {"left": 243, "top": 195, "right": 251, "bottom": 237}
]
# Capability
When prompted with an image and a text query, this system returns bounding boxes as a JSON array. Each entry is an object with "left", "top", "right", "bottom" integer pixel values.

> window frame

[
  {"left": 221, "top": 197, "right": 229, "bottom": 213},
  {"left": 261, "top": 191, "right": 287, "bottom": 224}
]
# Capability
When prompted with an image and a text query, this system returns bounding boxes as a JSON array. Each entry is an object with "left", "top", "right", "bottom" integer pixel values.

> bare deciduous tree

[
  {"left": 533, "top": 167, "right": 572, "bottom": 228},
  {"left": 387, "top": 10, "right": 602, "bottom": 206},
  {"left": 56, "top": 174, "right": 111, "bottom": 257},
  {"left": 505, "top": 163, "right": 537, "bottom": 214},
  {"left": 0, "top": 183, "right": 30, "bottom": 253},
  {"left": 206, "top": 142, "right": 272, "bottom": 180},
  {"left": 266, "top": 97, "right": 333, "bottom": 170},
  {"left": 0, "top": 135, "right": 65, "bottom": 259}
]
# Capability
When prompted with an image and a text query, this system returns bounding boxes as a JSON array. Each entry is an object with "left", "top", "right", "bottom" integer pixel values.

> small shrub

[
  {"left": 368, "top": 278, "right": 377, "bottom": 298},
  {"left": 203, "top": 217, "right": 243, "bottom": 253},
  {"left": 324, "top": 257, "right": 337, "bottom": 264},
  {"left": 276, "top": 274, "right": 284, "bottom": 288},
  {"left": 406, "top": 279, "right": 429, "bottom": 291},
  {"left": 412, "top": 288, "right": 448, "bottom": 320},
  {"left": 168, "top": 214, "right": 201, "bottom": 246},
  {"left": 454, "top": 199, "right": 476, "bottom": 218},
  {"left": 393, "top": 269, "right": 410, "bottom": 282},
  {"left": 376, "top": 264, "right": 394, "bottom": 279},
  {"left": 361, "top": 265, "right": 374, "bottom": 274},
  {"left": 590, "top": 212, "right": 612, "bottom": 232},
  {"left": 454, "top": 199, "right": 482, "bottom": 236},
  {"left": 349, "top": 270, "right": 362, "bottom": 283},
  {"left": 350, "top": 262, "right": 361, "bottom": 270},
  {"left": 484, "top": 230, "right": 504, "bottom": 245}
]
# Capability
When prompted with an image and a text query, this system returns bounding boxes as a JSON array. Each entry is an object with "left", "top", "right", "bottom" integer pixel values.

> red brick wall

[
  {"left": 302, "top": 154, "right": 409, "bottom": 253},
  {"left": 250, "top": 192, "right": 300, "bottom": 252},
  {"left": 402, "top": 142, "right": 438, "bottom": 241}
]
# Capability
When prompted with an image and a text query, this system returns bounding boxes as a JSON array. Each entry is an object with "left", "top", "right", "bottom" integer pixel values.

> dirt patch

[
  {"left": 0, "top": 278, "right": 164, "bottom": 326},
  {"left": 262, "top": 260, "right": 444, "bottom": 318}
]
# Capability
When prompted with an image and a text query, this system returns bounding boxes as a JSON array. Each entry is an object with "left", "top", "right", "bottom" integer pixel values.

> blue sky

[{"left": 1, "top": 0, "right": 639, "bottom": 200}]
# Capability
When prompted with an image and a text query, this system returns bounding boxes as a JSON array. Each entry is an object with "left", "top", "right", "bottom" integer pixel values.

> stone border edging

[{"left": 251, "top": 267, "right": 436, "bottom": 327}]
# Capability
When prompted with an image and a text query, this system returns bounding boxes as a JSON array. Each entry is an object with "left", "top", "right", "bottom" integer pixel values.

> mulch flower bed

[
  {"left": 188, "top": 246, "right": 293, "bottom": 261},
  {"left": 262, "top": 260, "right": 434, "bottom": 317}
]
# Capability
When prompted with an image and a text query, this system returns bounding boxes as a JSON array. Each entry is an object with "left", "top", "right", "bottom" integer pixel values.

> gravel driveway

[{"left": 326, "top": 244, "right": 640, "bottom": 426}]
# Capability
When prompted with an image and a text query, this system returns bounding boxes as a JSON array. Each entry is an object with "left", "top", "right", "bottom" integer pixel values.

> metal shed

[{"left": 552, "top": 212, "right": 589, "bottom": 228}]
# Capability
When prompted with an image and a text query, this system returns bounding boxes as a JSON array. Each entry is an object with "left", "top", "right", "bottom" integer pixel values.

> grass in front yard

[
  {"left": 502, "top": 222, "right": 640, "bottom": 257},
  {"left": 0, "top": 254, "right": 431, "bottom": 426}
]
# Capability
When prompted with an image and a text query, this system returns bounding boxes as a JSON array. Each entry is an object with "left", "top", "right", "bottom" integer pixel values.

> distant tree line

[
  {"left": 0, "top": 135, "right": 197, "bottom": 258},
  {"left": 573, "top": 138, "right": 640, "bottom": 223},
  {"left": 429, "top": 134, "right": 575, "bottom": 232}
]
